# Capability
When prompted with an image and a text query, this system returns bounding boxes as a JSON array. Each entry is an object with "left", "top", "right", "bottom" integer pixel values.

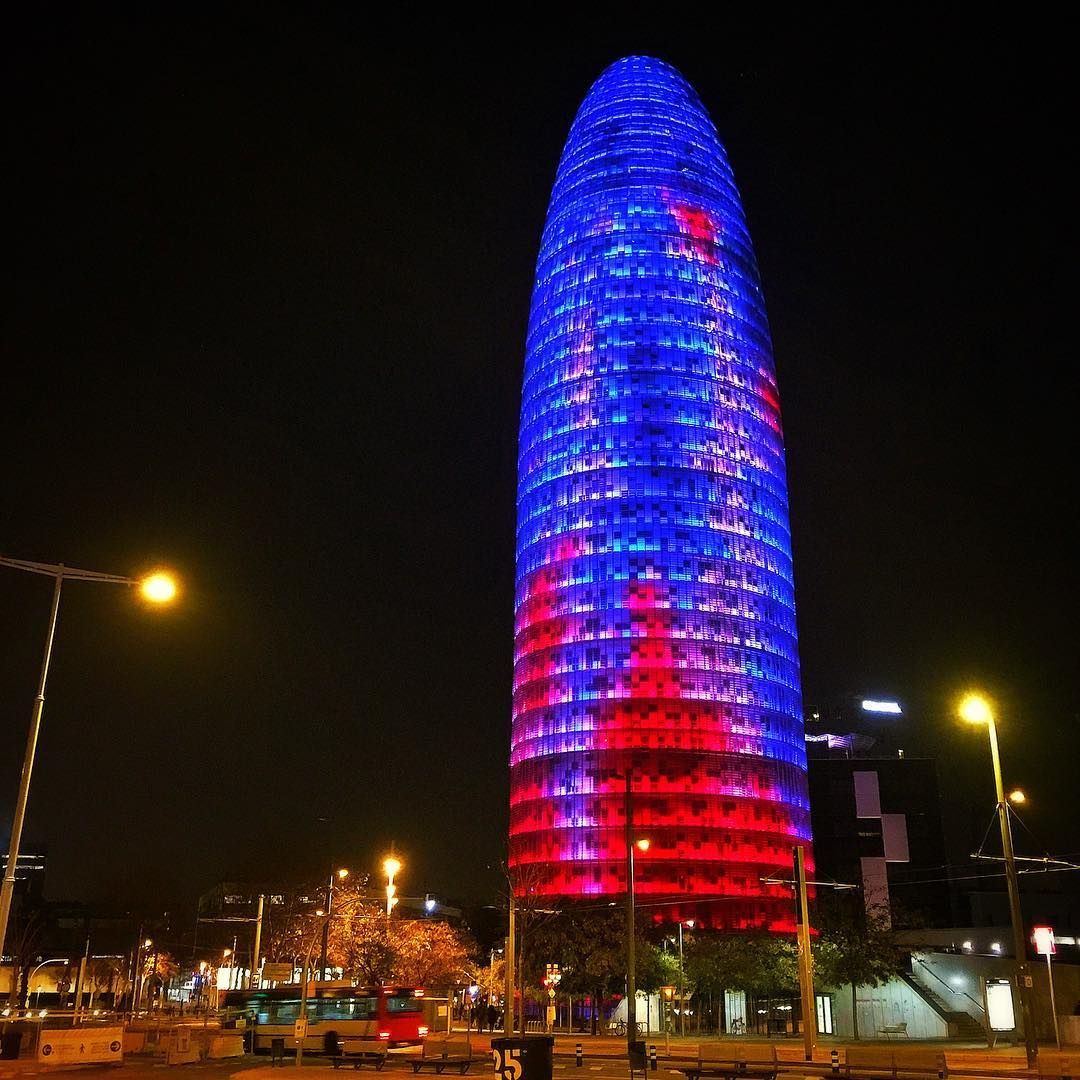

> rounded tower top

[{"left": 541, "top": 54, "right": 750, "bottom": 281}]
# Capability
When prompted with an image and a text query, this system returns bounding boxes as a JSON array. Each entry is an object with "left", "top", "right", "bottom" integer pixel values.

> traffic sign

[{"left": 1033, "top": 926, "right": 1056, "bottom": 956}]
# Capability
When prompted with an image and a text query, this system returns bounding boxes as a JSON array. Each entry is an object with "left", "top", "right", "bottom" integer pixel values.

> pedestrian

[
  {"left": 487, "top": 1003, "right": 498, "bottom": 1032},
  {"left": 470, "top": 1002, "right": 479, "bottom": 1030}
]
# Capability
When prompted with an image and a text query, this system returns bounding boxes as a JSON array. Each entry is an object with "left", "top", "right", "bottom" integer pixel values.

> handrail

[{"left": 911, "top": 958, "right": 986, "bottom": 1016}]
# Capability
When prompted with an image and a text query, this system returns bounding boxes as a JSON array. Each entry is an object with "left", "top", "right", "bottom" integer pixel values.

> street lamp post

[
  {"left": 296, "top": 914, "right": 326, "bottom": 1068},
  {"left": 320, "top": 867, "right": 349, "bottom": 980},
  {"left": 960, "top": 695, "right": 1038, "bottom": 1066},
  {"left": 133, "top": 938, "right": 153, "bottom": 1014},
  {"left": 0, "top": 555, "right": 177, "bottom": 976},
  {"left": 624, "top": 770, "right": 649, "bottom": 1056},
  {"left": 677, "top": 920, "right": 694, "bottom": 1037},
  {"left": 24, "top": 958, "right": 68, "bottom": 1008},
  {"left": 660, "top": 985, "right": 676, "bottom": 1054}
]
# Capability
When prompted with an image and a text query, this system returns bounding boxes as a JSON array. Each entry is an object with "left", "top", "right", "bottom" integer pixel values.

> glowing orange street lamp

[
  {"left": 0, "top": 555, "right": 179, "bottom": 965},
  {"left": 384, "top": 856, "right": 403, "bottom": 921}
]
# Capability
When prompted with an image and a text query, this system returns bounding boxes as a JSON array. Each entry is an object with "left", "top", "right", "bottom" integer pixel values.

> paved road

[{"left": 0, "top": 1038, "right": 1071, "bottom": 1080}]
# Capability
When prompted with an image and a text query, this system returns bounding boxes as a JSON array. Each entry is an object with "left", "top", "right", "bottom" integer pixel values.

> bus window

[
  {"left": 386, "top": 995, "right": 423, "bottom": 1015},
  {"left": 318, "top": 997, "right": 377, "bottom": 1021},
  {"left": 268, "top": 1000, "right": 298, "bottom": 1023}
]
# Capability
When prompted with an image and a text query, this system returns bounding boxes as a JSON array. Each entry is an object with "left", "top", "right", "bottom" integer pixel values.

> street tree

[
  {"left": 142, "top": 950, "right": 179, "bottom": 1007},
  {"left": 6, "top": 904, "right": 45, "bottom": 1006},
  {"left": 392, "top": 919, "right": 473, "bottom": 990},
  {"left": 813, "top": 907, "right": 904, "bottom": 1040},
  {"left": 683, "top": 932, "right": 797, "bottom": 1033},
  {"left": 526, "top": 906, "right": 623, "bottom": 1033},
  {"left": 85, "top": 956, "right": 125, "bottom": 1008}
]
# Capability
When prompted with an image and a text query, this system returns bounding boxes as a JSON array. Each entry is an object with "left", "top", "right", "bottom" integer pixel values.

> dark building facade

[
  {"left": 805, "top": 697, "right": 952, "bottom": 926},
  {"left": 808, "top": 754, "right": 952, "bottom": 926}
]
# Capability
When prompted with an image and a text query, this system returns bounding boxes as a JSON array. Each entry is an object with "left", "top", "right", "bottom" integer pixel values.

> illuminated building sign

[
  {"left": 985, "top": 980, "right": 1016, "bottom": 1031},
  {"left": 860, "top": 700, "right": 902, "bottom": 714},
  {"left": 509, "top": 56, "right": 811, "bottom": 929}
]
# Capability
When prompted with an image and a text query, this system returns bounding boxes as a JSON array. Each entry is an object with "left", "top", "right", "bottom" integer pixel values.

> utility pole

[
  {"left": 677, "top": 922, "right": 685, "bottom": 1037},
  {"left": 296, "top": 951, "right": 311, "bottom": 1066},
  {"left": 988, "top": 724, "right": 1038, "bottom": 1066},
  {"left": 72, "top": 936, "right": 90, "bottom": 1027},
  {"left": 250, "top": 895, "right": 264, "bottom": 990},
  {"left": 625, "top": 769, "right": 637, "bottom": 1055},
  {"left": 794, "top": 846, "right": 816, "bottom": 1062},
  {"left": 128, "top": 924, "right": 142, "bottom": 1017},
  {"left": 503, "top": 894, "right": 515, "bottom": 1037}
]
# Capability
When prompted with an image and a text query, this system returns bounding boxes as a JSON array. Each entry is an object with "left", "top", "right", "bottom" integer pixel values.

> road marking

[{"left": 590, "top": 1066, "right": 603, "bottom": 1071}]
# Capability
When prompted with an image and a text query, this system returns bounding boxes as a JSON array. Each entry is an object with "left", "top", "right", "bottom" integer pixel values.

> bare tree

[{"left": 6, "top": 905, "right": 45, "bottom": 1006}]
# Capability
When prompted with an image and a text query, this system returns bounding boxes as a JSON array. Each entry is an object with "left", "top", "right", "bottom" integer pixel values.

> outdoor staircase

[{"left": 901, "top": 972, "right": 986, "bottom": 1040}]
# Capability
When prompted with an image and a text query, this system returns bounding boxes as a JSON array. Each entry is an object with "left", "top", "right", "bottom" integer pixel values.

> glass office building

[{"left": 511, "top": 57, "right": 811, "bottom": 928}]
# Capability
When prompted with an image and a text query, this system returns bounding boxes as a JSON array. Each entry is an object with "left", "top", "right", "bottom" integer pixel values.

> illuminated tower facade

[{"left": 510, "top": 57, "right": 811, "bottom": 929}]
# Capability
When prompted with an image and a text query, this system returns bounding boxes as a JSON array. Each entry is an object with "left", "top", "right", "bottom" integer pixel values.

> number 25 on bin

[{"left": 492, "top": 1048, "right": 523, "bottom": 1080}]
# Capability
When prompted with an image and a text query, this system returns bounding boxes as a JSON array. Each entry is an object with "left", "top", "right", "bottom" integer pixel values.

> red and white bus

[{"left": 222, "top": 985, "right": 429, "bottom": 1051}]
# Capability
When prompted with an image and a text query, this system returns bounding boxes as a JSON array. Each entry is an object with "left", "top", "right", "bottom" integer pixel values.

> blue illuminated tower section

[{"left": 510, "top": 56, "right": 811, "bottom": 929}]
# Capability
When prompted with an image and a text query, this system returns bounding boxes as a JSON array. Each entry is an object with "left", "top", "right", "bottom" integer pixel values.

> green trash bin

[{"left": 491, "top": 1035, "right": 554, "bottom": 1080}]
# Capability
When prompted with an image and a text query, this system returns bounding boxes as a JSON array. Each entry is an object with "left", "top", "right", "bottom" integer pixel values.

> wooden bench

[
  {"left": 412, "top": 1038, "right": 474, "bottom": 1075},
  {"left": 1038, "top": 1053, "right": 1080, "bottom": 1080},
  {"left": 330, "top": 1038, "right": 388, "bottom": 1071},
  {"left": 679, "top": 1043, "right": 779, "bottom": 1080},
  {"left": 843, "top": 1048, "right": 946, "bottom": 1080},
  {"left": 878, "top": 1022, "right": 908, "bottom": 1039}
]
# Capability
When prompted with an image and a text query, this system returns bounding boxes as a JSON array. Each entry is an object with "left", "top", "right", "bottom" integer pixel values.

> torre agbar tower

[{"left": 510, "top": 57, "right": 811, "bottom": 930}]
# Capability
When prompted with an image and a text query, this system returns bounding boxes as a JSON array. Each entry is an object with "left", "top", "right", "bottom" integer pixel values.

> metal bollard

[
  {"left": 650, "top": 1045, "right": 658, "bottom": 1071},
  {"left": 831, "top": 1049, "right": 839, "bottom": 1075},
  {"left": 575, "top": 1042, "right": 582, "bottom": 1067}
]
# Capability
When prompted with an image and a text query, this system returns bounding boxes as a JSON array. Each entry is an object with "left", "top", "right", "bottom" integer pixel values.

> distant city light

[{"left": 861, "top": 700, "right": 902, "bottom": 714}]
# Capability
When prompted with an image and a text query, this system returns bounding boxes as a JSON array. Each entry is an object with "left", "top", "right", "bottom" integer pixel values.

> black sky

[{"left": 2, "top": 11, "right": 1075, "bottom": 912}]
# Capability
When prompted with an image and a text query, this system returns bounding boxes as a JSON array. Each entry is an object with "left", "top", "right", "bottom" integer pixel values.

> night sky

[{"left": 3, "top": 12, "right": 1075, "bottom": 913}]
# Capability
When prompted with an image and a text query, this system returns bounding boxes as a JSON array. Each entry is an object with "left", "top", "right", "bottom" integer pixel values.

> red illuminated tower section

[{"left": 511, "top": 57, "right": 811, "bottom": 928}]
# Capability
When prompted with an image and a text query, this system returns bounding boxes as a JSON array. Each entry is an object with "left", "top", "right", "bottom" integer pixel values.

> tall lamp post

[
  {"left": 959, "top": 694, "right": 1038, "bottom": 1066},
  {"left": 677, "top": 919, "right": 694, "bottom": 1037},
  {"left": 320, "top": 867, "right": 349, "bottom": 980},
  {"left": 296, "top": 912, "right": 327, "bottom": 1068},
  {"left": 624, "top": 769, "right": 650, "bottom": 1056},
  {"left": 0, "top": 555, "right": 178, "bottom": 967}
]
